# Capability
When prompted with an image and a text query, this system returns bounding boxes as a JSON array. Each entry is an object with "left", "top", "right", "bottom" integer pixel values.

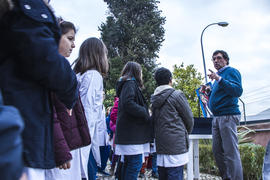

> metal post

[
  {"left": 239, "top": 98, "right": 247, "bottom": 125},
  {"left": 200, "top": 22, "right": 229, "bottom": 84},
  {"left": 201, "top": 23, "right": 218, "bottom": 84}
]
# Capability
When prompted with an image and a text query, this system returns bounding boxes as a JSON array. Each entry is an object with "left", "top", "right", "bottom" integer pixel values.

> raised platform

[{"left": 191, "top": 117, "right": 212, "bottom": 135}]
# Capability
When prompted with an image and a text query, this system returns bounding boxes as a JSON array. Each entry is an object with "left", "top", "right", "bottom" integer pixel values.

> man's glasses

[{"left": 212, "top": 56, "right": 223, "bottom": 61}]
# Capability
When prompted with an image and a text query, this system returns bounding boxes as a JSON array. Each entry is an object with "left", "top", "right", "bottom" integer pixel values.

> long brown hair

[
  {"left": 73, "top": 37, "right": 109, "bottom": 77},
  {"left": 120, "top": 61, "right": 143, "bottom": 88}
]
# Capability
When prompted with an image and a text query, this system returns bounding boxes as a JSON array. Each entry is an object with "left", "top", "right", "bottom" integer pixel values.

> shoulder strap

[{"left": 153, "top": 89, "right": 175, "bottom": 118}]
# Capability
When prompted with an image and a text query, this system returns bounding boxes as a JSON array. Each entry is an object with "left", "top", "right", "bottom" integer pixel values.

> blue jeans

[
  {"left": 121, "top": 154, "right": 143, "bottom": 180},
  {"left": 88, "top": 149, "right": 97, "bottom": 180},
  {"left": 158, "top": 166, "right": 183, "bottom": 180},
  {"left": 98, "top": 145, "right": 111, "bottom": 172},
  {"left": 152, "top": 153, "right": 158, "bottom": 174}
]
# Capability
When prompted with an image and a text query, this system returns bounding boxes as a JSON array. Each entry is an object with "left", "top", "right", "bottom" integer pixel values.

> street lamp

[{"left": 200, "top": 22, "right": 229, "bottom": 84}]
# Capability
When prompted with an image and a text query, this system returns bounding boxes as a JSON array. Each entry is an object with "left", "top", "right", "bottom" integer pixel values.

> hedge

[{"left": 199, "top": 143, "right": 266, "bottom": 180}]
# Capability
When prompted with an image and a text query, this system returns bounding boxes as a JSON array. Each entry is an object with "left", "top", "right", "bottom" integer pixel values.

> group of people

[
  {"left": 0, "top": 0, "right": 109, "bottom": 179},
  {"left": 0, "top": 0, "right": 245, "bottom": 180}
]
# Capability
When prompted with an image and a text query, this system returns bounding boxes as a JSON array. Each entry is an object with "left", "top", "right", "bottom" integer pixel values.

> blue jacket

[
  {"left": 0, "top": 91, "right": 24, "bottom": 180},
  {"left": 0, "top": 0, "right": 78, "bottom": 168},
  {"left": 208, "top": 66, "right": 243, "bottom": 116}
]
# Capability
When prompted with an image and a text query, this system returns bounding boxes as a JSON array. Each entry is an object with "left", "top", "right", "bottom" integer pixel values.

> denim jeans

[
  {"left": 121, "top": 154, "right": 143, "bottom": 180},
  {"left": 115, "top": 158, "right": 123, "bottom": 179},
  {"left": 152, "top": 153, "right": 158, "bottom": 174},
  {"left": 87, "top": 149, "right": 97, "bottom": 180},
  {"left": 158, "top": 165, "right": 183, "bottom": 180},
  {"left": 98, "top": 145, "right": 111, "bottom": 172}
]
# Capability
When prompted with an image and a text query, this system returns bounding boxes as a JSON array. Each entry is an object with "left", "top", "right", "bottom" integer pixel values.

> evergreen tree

[
  {"left": 100, "top": 0, "right": 165, "bottom": 104},
  {"left": 172, "top": 63, "right": 204, "bottom": 117}
]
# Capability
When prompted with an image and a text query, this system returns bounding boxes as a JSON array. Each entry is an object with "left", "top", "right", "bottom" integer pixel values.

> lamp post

[{"left": 200, "top": 22, "right": 229, "bottom": 84}]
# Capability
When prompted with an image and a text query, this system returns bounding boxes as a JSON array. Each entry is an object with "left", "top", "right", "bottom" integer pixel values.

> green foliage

[
  {"left": 100, "top": 0, "right": 165, "bottom": 102},
  {"left": 105, "top": 57, "right": 125, "bottom": 91},
  {"left": 199, "top": 143, "right": 266, "bottom": 179},
  {"left": 240, "top": 143, "right": 265, "bottom": 180},
  {"left": 141, "top": 64, "right": 156, "bottom": 103},
  {"left": 100, "top": 0, "right": 165, "bottom": 65},
  {"left": 104, "top": 88, "right": 116, "bottom": 109},
  {"left": 237, "top": 126, "right": 256, "bottom": 144},
  {"left": 199, "top": 144, "right": 219, "bottom": 174},
  {"left": 172, "top": 63, "right": 203, "bottom": 117}
]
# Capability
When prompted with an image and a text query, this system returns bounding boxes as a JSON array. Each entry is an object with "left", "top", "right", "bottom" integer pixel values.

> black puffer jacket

[
  {"left": 115, "top": 79, "right": 151, "bottom": 145},
  {"left": 151, "top": 87, "right": 194, "bottom": 155}
]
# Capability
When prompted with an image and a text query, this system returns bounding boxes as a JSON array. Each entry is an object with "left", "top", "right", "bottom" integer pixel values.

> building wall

[{"left": 244, "top": 122, "right": 270, "bottom": 147}]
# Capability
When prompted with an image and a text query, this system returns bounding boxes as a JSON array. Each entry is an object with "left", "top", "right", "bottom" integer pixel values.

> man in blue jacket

[
  {"left": 207, "top": 50, "right": 243, "bottom": 180},
  {"left": 0, "top": 0, "right": 78, "bottom": 178}
]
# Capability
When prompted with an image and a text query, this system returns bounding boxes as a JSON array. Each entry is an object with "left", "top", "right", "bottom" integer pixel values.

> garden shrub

[
  {"left": 240, "top": 143, "right": 265, "bottom": 180},
  {"left": 199, "top": 143, "right": 266, "bottom": 179}
]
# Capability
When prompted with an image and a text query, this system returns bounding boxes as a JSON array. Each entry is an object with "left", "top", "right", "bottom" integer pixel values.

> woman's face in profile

[{"left": 58, "top": 29, "right": 75, "bottom": 58}]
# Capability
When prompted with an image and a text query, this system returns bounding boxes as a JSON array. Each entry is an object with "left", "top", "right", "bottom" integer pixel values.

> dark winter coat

[
  {"left": 0, "top": 0, "right": 78, "bottom": 168},
  {"left": 115, "top": 79, "right": 151, "bottom": 145},
  {"left": 52, "top": 94, "right": 91, "bottom": 166},
  {"left": 151, "top": 87, "right": 194, "bottom": 155}
]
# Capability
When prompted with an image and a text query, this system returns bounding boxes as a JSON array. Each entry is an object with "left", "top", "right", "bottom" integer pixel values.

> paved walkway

[{"left": 96, "top": 167, "right": 222, "bottom": 180}]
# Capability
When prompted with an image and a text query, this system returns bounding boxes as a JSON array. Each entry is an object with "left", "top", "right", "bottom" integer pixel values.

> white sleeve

[{"left": 79, "top": 71, "right": 103, "bottom": 137}]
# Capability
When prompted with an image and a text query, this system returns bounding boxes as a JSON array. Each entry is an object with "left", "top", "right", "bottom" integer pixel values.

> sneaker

[{"left": 152, "top": 172, "right": 159, "bottom": 178}]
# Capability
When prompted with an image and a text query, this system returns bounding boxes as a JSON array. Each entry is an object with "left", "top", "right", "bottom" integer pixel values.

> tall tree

[
  {"left": 100, "top": 0, "right": 165, "bottom": 103},
  {"left": 172, "top": 63, "right": 204, "bottom": 117}
]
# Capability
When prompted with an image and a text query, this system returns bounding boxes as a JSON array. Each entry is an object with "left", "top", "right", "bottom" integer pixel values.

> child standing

[
  {"left": 45, "top": 21, "right": 91, "bottom": 180},
  {"left": 115, "top": 61, "right": 151, "bottom": 180},
  {"left": 73, "top": 37, "right": 109, "bottom": 180},
  {"left": 151, "top": 67, "right": 194, "bottom": 180}
]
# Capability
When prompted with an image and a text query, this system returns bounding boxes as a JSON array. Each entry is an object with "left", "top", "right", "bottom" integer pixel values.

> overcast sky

[{"left": 51, "top": 0, "right": 270, "bottom": 117}]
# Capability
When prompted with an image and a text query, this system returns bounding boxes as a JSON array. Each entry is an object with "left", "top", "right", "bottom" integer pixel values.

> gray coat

[{"left": 151, "top": 87, "right": 194, "bottom": 155}]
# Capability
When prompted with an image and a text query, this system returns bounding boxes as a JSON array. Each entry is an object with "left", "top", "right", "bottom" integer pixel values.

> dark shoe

[
  {"left": 139, "top": 173, "right": 145, "bottom": 178},
  {"left": 152, "top": 172, "right": 159, "bottom": 178}
]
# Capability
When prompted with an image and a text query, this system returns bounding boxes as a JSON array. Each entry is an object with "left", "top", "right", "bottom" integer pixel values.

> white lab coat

[
  {"left": 45, "top": 149, "right": 83, "bottom": 180},
  {"left": 77, "top": 70, "right": 108, "bottom": 169},
  {"left": 98, "top": 106, "right": 110, "bottom": 147}
]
